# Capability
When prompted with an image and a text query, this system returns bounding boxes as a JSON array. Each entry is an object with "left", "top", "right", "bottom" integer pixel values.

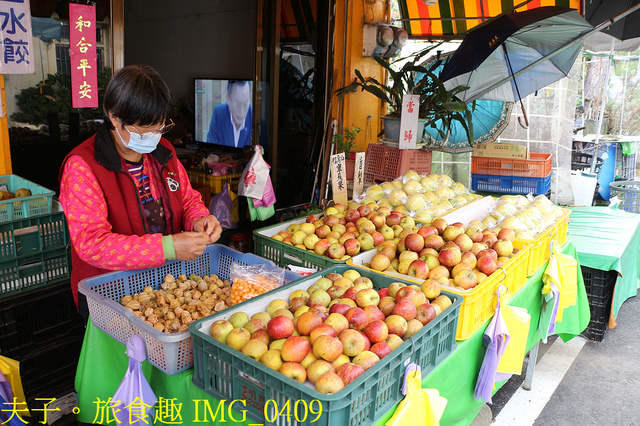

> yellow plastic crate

[
  {"left": 348, "top": 244, "right": 531, "bottom": 341},
  {"left": 186, "top": 169, "right": 241, "bottom": 194},
  {"left": 513, "top": 209, "right": 571, "bottom": 277},
  {"left": 444, "top": 244, "right": 530, "bottom": 340}
]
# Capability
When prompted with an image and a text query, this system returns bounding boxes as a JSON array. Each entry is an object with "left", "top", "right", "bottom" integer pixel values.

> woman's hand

[
  {"left": 194, "top": 215, "right": 223, "bottom": 244},
  {"left": 172, "top": 232, "right": 209, "bottom": 261}
]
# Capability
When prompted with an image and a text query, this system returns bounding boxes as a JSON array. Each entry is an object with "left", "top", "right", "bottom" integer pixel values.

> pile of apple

[
  {"left": 209, "top": 269, "right": 453, "bottom": 395},
  {"left": 367, "top": 217, "right": 518, "bottom": 291},
  {"left": 270, "top": 202, "right": 418, "bottom": 260}
]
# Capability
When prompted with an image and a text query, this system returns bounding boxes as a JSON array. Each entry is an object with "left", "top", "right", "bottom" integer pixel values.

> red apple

[
  {"left": 346, "top": 209, "right": 361, "bottom": 223},
  {"left": 296, "top": 312, "right": 324, "bottom": 336},
  {"left": 407, "top": 259, "right": 430, "bottom": 280},
  {"left": 417, "top": 226, "right": 437, "bottom": 239},
  {"left": 416, "top": 303, "right": 437, "bottom": 325},
  {"left": 370, "top": 342, "right": 392, "bottom": 359},
  {"left": 424, "top": 235, "right": 445, "bottom": 250},
  {"left": 324, "top": 313, "right": 350, "bottom": 335},
  {"left": 345, "top": 307, "right": 369, "bottom": 331},
  {"left": 385, "top": 314, "right": 408, "bottom": 338},
  {"left": 498, "top": 228, "right": 516, "bottom": 242},
  {"left": 327, "top": 243, "right": 346, "bottom": 259},
  {"left": 363, "top": 305, "right": 385, "bottom": 323},
  {"left": 470, "top": 242, "right": 489, "bottom": 257},
  {"left": 392, "top": 299, "right": 418, "bottom": 321},
  {"left": 453, "top": 269, "right": 478, "bottom": 290},
  {"left": 312, "top": 335, "right": 343, "bottom": 362},
  {"left": 329, "top": 303, "right": 351, "bottom": 316},
  {"left": 477, "top": 255, "right": 498, "bottom": 276},
  {"left": 386, "top": 212, "right": 402, "bottom": 227},
  {"left": 352, "top": 351, "right": 380, "bottom": 371},
  {"left": 439, "top": 246, "right": 462, "bottom": 267},
  {"left": 267, "top": 316, "right": 294, "bottom": 340},
  {"left": 482, "top": 233, "right": 498, "bottom": 248},
  {"left": 478, "top": 248, "right": 498, "bottom": 262},
  {"left": 309, "top": 323, "right": 336, "bottom": 345},
  {"left": 363, "top": 319, "right": 389, "bottom": 343},
  {"left": 378, "top": 296, "right": 396, "bottom": 316},
  {"left": 280, "top": 336, "right": 311, "bottom": 362},
  {"left": 336, "top": 362, "right": 365, "bottom": 386},
  {"left": 378, "top": 288, "right": 389, "bottom": 298},
  {"left": 403, "top": 233, "right": 425, "bottom": 253},
  {"left": 315, "top": 371, "right": 345, "bottom": 394}
]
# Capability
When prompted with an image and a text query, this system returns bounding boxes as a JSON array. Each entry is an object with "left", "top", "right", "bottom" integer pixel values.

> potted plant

[
  {"left": 336, "top": 49, "right": 473, "bottom": 145},
  {"left": 332, "top": 125, "right": 361, "bottom": 180}
]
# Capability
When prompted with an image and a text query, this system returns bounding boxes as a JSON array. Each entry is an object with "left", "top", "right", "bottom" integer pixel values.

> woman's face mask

[{"left": 115, "top": 120, "right": 163, "bottom": 154}]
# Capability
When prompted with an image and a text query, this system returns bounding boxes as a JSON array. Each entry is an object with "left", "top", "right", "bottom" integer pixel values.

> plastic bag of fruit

[{"left": 229, "top": 263, "right": 286, "bottom": 305}]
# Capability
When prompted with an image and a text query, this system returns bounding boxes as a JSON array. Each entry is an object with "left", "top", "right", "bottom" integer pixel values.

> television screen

[{"left": 194, "top": 78, "right": 254, "bottom": 149}]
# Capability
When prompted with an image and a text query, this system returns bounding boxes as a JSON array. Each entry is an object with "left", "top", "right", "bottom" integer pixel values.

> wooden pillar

[{"left": 0, "top": 75, "right": 11, "bottom": 175}]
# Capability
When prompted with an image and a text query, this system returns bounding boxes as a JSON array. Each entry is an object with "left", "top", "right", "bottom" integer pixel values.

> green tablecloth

[
  {"left": 566, "top": 206, "right": 640, "bottom": 317},
  {"left": 75, "top": 243, "right": 589, "bottom": 426}
]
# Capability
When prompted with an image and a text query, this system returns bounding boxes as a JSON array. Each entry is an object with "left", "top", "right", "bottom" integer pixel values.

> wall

[
  {"left": 123, "top": 0, "right": 255, "bottom": 103},
  {"left": 332, "top": 0, "right": 386, "bottom": 154}
]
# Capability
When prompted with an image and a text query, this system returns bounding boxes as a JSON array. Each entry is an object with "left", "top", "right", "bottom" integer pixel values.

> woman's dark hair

[{"left": 103, "top": 65, "right": 172, "bottom": 129}]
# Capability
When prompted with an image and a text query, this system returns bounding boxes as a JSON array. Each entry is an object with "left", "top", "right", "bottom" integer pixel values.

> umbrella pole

[{"left": 503, "top": 46, "right": 529, "bottom": 129}]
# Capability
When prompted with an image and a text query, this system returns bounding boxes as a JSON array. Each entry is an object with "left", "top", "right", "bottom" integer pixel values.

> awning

[
  {"left": 281, "top": 0, "right": 317, "bottom": 43},
  {"left": 398, "top": 0, "right": 582, "bottom": 38}
]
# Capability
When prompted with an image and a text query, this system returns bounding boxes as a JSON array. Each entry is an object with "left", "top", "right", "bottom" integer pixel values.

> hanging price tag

[
  {"left": 399, "top": 94, "right": 420, "bottom": 149},
  {"left": 330, "top": 153, "right": 348, "bottom": 206},
  {"left": 353, "top": 152, "right": 366, "bottom": 196}
]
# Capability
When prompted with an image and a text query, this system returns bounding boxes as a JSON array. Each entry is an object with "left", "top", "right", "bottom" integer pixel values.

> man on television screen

[{"left": 206, "top": 80, "right": 252, "bottom": 149}]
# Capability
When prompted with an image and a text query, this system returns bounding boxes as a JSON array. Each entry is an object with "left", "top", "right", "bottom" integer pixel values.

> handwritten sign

[
  {"left": 399, "top": 94, "right": 419, "bottom": 149},
  {"left": 0, "top": 0, "right": 34, "bottom": 74},
  {"left": 70, "top": 3, "right": 98, "bottom": 108},
  {"left": 353, "top": 152, "right": 366, "bottom": 196},
  {"left": 330, "top": 153, "right": 348, "bottom": 206}
]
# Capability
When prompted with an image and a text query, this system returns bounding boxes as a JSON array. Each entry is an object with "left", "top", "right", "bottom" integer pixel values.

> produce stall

[
  {"left": 566, "top": 206, "right": 640, "bottom": 339},
  {"left": 73, "top": 242, "right": 589, "bottom": 425}
]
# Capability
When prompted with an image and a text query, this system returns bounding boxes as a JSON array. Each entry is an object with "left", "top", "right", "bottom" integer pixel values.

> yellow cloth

[
  {"left": 497, "top": 292, "right": 531, "bottom": 375},
  {"left": 542, "top": 241, "right": 578, "bottom": 322},
  {"left": 385, "top": 370, "right": 447, "bottom": 426}
]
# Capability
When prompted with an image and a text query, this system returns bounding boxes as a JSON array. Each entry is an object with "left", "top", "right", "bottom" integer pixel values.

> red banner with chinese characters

[{"left": 69, "top": 3, "right": 98, "bottom": 108}]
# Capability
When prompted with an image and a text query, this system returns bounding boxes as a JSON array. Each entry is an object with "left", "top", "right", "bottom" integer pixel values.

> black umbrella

[{"left": 586, "top": 0, "right": 640, "bottom": 41}]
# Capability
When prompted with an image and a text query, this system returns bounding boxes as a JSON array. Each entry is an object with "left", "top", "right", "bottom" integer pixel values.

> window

[{"left": 55, "top": 23, "right": 106, "bottom": 75}]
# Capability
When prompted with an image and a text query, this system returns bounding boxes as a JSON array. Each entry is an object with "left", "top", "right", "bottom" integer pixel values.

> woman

[{"left": 59, "top": 65, "right": 222, "bottom": 308}]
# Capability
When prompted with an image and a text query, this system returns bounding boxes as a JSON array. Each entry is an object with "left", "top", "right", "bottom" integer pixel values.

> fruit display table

[
  {"left": 74, "top": 242, "right": 589, "bottom": 426},
  {"left": 566, "top": 206, "right": 640, "bottom": 319}
]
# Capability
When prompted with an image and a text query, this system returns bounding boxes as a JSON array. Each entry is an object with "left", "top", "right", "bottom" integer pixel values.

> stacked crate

[
  {"left": 471, "top": 145, "right": 552, "bottom": 195},
  {"left": 0, "top": 175, "right": 81, "bottom": 425},
  {"left": 363, "top": 143, "right": 432, "bottom": 185}
]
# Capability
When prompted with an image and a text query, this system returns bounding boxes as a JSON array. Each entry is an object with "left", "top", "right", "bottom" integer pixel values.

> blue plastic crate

[
  {"left": 78, "top": 244, "right": 300, "bottom": 375},
  {"left": 471, "top": 173, "right": 551, "bottom": 195}
]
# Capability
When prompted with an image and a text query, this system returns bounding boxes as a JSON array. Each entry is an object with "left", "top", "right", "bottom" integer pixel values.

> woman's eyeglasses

[{"left": 123, "top": 119, "right": 175, "bottom": 140}]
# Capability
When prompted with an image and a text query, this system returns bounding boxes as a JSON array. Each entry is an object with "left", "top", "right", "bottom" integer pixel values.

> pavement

[{"left": 471, "top": 295, "right": 640, "bottom": 425}]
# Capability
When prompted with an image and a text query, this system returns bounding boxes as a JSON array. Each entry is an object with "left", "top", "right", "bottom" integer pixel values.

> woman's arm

[{"left": 60, "top": 155, "right": 167, "bottom": 270}]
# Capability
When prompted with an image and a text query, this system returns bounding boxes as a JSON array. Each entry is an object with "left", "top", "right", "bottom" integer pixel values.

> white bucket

[{"left": 570, "top": 171, "right": 598, "bottom": 206}]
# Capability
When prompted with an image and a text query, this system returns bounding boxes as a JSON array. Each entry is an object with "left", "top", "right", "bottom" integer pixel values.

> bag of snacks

[{"left": 229, "top": 263, "right": 285, "bottom": 305}]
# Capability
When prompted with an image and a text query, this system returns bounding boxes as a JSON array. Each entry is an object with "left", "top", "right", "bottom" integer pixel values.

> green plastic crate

[
  {"left": 0, "top": 211, "right": 69, "bottom": 262},
  {"left": 0, "top": 175, "right": 55, "bottom": 223},
  {"left": 0, "top": 247, "right": 72, "bottom": 298},
  {"left": 190, "top": 265, "right": 461, "bottom": 426},
  {"left": 253, "top": 215, "right": 352, "bottom": 270}
]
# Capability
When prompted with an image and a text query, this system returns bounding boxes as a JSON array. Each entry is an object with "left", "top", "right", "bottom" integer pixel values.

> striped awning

[
  {"left": 398, "top": 0, "right": 582, "bottom": 38},
  {"left": 281, "top": 0, "right": 317, "bottom": 43}
]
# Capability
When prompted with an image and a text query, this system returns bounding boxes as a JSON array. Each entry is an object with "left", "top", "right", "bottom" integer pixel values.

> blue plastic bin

[
  {"left": 78, "top": 244, "right": 300, "bottom": 374},
  {"left": 471, "top": 173, "right": 551, "bottom": 195}
]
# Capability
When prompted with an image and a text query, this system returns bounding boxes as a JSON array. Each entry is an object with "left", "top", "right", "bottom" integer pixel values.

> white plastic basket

[{"left": 78, "top": 244, "right": 300, "bottom": 375}]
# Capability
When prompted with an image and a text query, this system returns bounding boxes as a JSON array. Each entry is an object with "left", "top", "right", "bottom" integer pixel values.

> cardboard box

[{"left": 473, "top": 143, "right": 528, "bottom": 159}]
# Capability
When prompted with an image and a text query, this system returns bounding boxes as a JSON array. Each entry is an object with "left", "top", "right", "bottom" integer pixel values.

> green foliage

[
  {"left": 332, "top": 125, "right": 361, "bottom": 159},
  {"left": 11, "top": 68, "right": 112, "bottom": 125},
  {"left": 335, "top": 47, "right": 475, "bottom": 146}
]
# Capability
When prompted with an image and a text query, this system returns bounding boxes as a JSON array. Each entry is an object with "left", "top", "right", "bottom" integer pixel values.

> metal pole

[{"left": 590, "top": 39, "right": 615, "bottom": 174}]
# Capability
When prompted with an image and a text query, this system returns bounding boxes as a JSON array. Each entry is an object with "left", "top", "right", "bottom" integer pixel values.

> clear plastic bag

[{"left": 228, "top": 263, "right": 285, "bottom": 306}]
